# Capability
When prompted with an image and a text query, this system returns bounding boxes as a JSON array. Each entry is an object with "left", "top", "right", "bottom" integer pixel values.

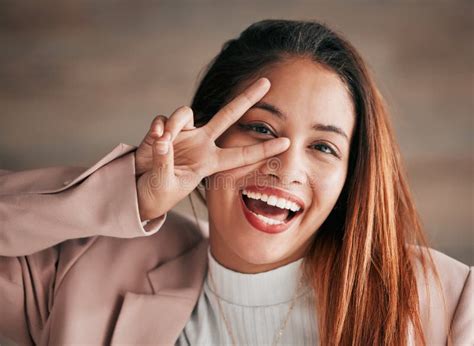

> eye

[
  {"left": 238, "top": 123, "right": 275, "bottom": 136},
  {"left": 312, "top": 143, "right": 339, "bottom": 157}
]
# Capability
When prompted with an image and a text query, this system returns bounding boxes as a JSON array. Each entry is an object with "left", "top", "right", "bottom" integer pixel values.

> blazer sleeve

[
  {"left": 0, "top": 143, "right": 167, "bottom": 256},
  {"left": 450, "top": 266, "right": 474, "bottom": 344}
]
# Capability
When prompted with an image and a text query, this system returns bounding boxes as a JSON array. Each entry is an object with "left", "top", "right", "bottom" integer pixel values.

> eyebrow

[{"left": 251, "top": 101, "right": 349, "bottom": 141}]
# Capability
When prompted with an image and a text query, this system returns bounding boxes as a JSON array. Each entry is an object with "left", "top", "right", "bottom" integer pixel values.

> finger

[
  {"left": 203, "top": 78, "right": 270, "bottom": 140},
  {"left": 142, "top": 115, "right": 168, "bottom": 147},
  {"left": 215, "top": 137, "right": 290, "bottom": 173},
  {"left": 151, "top": 131, "right": 174, "bottom": 185},
  {"left": 165, "top": 106, "right": 195, "bottom": 142},
  {"left": 183, "top": 117, "right": 196, "bottom": 130}
]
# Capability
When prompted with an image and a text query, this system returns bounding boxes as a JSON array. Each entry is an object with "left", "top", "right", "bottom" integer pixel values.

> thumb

[{"left": 151, "top": 131, "right": 174, "bottom": 189}]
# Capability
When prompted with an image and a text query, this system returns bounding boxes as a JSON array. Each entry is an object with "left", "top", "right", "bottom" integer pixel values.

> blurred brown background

[{"left": 0, "top": 1, "right": 472, "bottom": 264}]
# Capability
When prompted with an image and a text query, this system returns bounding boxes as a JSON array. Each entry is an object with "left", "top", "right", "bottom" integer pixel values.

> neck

[{"left": 209, "top": 228, "right": 309, "bottom": 274}]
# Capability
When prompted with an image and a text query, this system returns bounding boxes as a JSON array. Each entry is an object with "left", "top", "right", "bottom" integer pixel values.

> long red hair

[{"left": 302, "top": 63, "right": 447, "bottom": 345}]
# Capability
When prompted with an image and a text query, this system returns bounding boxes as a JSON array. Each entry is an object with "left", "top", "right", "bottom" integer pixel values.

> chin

[{"left": 231, "top": 235, "right": 299, "bottom": 268}]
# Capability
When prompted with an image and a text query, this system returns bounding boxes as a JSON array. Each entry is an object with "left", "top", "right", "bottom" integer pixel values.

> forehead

[{"left": 253, "top": 58, "right": 355, "bottom": 135}]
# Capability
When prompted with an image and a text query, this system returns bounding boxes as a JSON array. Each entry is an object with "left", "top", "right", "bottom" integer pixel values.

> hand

[
  {"left": 136, "top": 78, "right": 290, "bottom": 221},
  {"left": 135, "top": 108, "right": 196, "bottom": 177}
]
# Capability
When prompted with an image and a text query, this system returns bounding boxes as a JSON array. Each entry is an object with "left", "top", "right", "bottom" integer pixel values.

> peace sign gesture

[{"left": 136, "top": 78, "right": 290, "bottom": 221}]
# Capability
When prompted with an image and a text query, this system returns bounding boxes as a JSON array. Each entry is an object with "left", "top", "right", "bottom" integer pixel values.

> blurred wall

[{"left": 0, "top": 0, "right": 472, "bottom": 264}]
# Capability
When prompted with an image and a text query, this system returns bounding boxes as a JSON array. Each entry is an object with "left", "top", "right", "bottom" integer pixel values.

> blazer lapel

[{"left": 110, "top": 239, "right": 208, "bottom": 345}]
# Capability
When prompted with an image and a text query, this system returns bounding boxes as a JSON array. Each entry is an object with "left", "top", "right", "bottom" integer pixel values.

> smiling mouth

[
  {"left": 239, "top": 186, "right": 305, "bottom": 227},
  {"left": 239, "top": 191, "right": 303, "bottom": 234},
  {"left": 242, "top": 194, "right": 299, "bottom": 224}
]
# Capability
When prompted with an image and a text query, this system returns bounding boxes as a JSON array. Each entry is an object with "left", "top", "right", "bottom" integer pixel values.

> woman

[{"left": 0, "top": 19, "right": 472, "bottom": 345}]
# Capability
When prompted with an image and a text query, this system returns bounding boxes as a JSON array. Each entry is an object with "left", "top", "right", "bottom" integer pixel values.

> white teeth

[
  {"left": 267, "top": 196, "right": 278, "bottom": 206},
  {"left": 289, "top": 203, "right": 299, "bottom": 212},
  {"left": 276, "top": 198, "right": 287, "bottom": 209},
  {"left": 284, "top": 200, "right": 293, "bottom": 210},
  {"left": 249, "top": 210, "right": 284, "bottom": 225},
  {"left": 242, "top": 189, "right": 302, "bottom": 212}
]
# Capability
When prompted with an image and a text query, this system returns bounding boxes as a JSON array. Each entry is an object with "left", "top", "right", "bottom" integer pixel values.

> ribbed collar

[{"left": 205, "top": 247, "right": 310, "bottom": 307}]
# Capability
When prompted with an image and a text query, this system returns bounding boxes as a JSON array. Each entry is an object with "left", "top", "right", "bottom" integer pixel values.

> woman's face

[{"left": 205, "top": 57, "right": 356, "bottom": 273}]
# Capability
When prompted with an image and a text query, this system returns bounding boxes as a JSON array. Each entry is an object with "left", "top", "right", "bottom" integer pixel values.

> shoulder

[
  {"left": 51, "top": 210, "right": 208, "bottom": 291},
  {"left": 408, "top": 245, "right": 470, "bottom": 282},
  {"left": 407, "top": 245, "right": 473, "bottom": 343},
  {"left": 407, "top": 245, "right": 470, "bottom": 294}
]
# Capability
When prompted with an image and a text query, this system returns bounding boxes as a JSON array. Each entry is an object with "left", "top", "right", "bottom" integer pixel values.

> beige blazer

[{"left": 0, "top": 144, "right": 472, "bottom": 345}]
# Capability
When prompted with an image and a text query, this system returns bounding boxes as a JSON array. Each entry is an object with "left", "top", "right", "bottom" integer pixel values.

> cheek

[
  {"left": 205, "top": 183, "right": 234, "bottom": 226},
  {"left": 309, "top": 163, "right": 348, "bottom": 198},
  {"left": 206, "top": 165, "right": 257, "bottom": 206}
]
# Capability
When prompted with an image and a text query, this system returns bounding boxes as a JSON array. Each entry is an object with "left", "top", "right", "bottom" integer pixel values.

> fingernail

[
  {"left": 157, "top": 123, "right": 164, "bottom": 137},
  {"left": 156, "top": 141, "right": 169, "bottom": 155}
]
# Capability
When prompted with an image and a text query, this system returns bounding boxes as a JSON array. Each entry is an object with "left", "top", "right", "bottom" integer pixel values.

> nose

[{"left": 258, "top": 141, "right": 308, "bottom": 186}]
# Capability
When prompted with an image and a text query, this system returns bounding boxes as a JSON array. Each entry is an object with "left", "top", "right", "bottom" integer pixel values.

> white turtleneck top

[{"left": 176, "top": 248, "right": 318, "bottom": 345}]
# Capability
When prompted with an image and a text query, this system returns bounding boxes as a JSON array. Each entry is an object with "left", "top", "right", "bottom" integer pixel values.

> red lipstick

[{"left": 239, "top": 186, "right": 304, "bottom": 234}]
